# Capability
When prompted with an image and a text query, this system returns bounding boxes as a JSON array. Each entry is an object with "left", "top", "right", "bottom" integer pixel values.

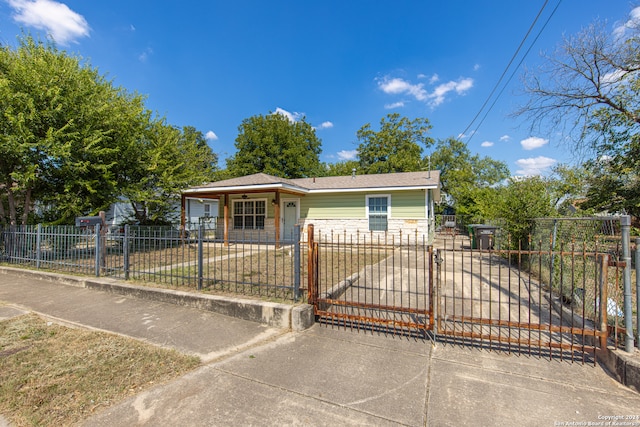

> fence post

[
  {"left": 620, "top": 215, "right": 634, "bottom": 353},
  {"left": 435, "top": 248, "right": 443, "bottom": 335},
  {"left": 197, "top": 224, "right": 204, "bottom": 291},
  {"left": 123, "top": 225, "right": 130, "bottom": 280},
  {"left": 99, "top": 211, "right": 107, "bottom": 272},
  {"left": 307, "top": 224, "right": 315, "bottom": 305},
  {"left": 293, "top": 223, "right": 301, "bottom": 301},
  {"left": 636, "top": 237, "right": 640, "bottom": 351},
  {"left": 598, "top": 254, "right": 609, "bottom": 351},
  {"left": 36, "top": 224, "right": 42, "bottom": 269},
  {"left": 94, "top": 223, "right": 101, "bottom": 277},
  {"left": 428, "top": 245, "right": 435, "bottom": 334}
]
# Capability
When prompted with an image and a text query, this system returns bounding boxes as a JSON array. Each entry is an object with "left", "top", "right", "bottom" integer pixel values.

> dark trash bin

[{"left": 472, "top": 225, "right": 497, "bottom": 250}]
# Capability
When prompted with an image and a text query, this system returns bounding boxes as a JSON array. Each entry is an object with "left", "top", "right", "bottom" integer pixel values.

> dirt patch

[{"left": 0, "top": 313, "right": 200, "bottom": 426}]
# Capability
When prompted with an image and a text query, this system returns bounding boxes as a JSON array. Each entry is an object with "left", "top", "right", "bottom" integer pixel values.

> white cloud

[
  {"left": 473, "top": 64, "right": 480, "bottom": 71},
  {"left": 457, "top": 129, "right": 476, "bottom": 139},
  {"left": 384, "top": 101, "right": 405, "bottom": 109},
  {"left": 378, "top": 75, "right": 473, "bottom": 108},
  {"left": 273, "top": 107, "right": 303, "bottom": 122},
  {"left": 481, "top": 141, "right": 494, "bottom": 147},
  {"left": 205, "top": 131, "right": 218, "bottom": 141},
  {"left": 429, "top": 74, "right": 439, "bottom": 84},
  {"left": 377, "top": 77, "right": 427, "bottom": 101},
  {"left": 316, "top": 121, "right": 333, "bottom": 130},
  {"left": 9, "top": 0, "right": 90, "bottom": 45},
  {"left": 427, "top": 77, "right": 474, "bottom": 107},
  {"left": 499, "top": 134, "right": 511, "bottom": 142},
  {"left": 515, "top": 156, "right": 557, "bottom": 176},
  {"left": 337, "top": 150, "right": 358, "bottom": 161},
  {"left": 138, "top": 47, "right": 153, "bottom": 62},
  {"left": 614, "top": 7, "right": 640, "bottom": 40},
  {"left": 521, "top": 136, "right": 548, "bottom": 150}
]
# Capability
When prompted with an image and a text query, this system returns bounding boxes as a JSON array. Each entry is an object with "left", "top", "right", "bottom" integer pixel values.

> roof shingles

[{"left": 187, "top": 171, "right": 440, "bottom": 193}]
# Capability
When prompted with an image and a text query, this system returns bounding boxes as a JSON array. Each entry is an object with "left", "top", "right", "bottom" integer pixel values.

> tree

[
  {"left": 430, "top": 137, "right": 509, "bottom": 216},
  {"left": 489, "top": 176, "right": 557, "bottom": 246},
  {"left": 121, "top": 123, "right": 218, "bottom": 225},
  {"left": 517, "top": 11, "right": 640, "bottom": 215},
  {"left": 547, "top": 164, "right": 589, "bottom": 215},
  {"left": 0, "top": 36, "right": 150, "bottom": 225},
  {"left": 578, "top": 157, "right": 640, "bottom": 217},
  {"left": 0, "top": 36, "right": 218, "bottom": 225},
  {"left": 356, "top": 113, "right": 433, "bottom": 174},
  {"left": 226, "top": 112, "right": 322, "bottom": 179},
  {"left": 323, "top": 160, "right": 360, "bottom": 177}
]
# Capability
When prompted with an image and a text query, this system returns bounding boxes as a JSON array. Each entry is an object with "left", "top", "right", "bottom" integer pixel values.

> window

[
  {"left": 203, "top": 203, "right": 211, "bottom": 217},
  {"left": 367, "top": 195, "right": 390, "bottom": 231},
  {"left": 233, "top": 199, "right": 266, "bottom": 230}
]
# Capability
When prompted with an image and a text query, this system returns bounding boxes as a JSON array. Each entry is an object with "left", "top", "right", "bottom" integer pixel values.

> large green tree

[
  {"left": 0, "top": 36, "right": 150, "bottom": 224},
  {"left": 121, "top": 123, "right": 218, "bottom": 225},
  {"left": 356, "top": 113, "right": 433, "bottom": 174},
  {"left": 226, "top": 112, "right": 322, "bottom": 179},
  {"left": 0, "top": 36, "right": 218, "bottom": 225},
  {"left": 487, "top": 176, "right": 557, "bottom": 246},
  {"left": 517, "top": 11, "right": 640, "bottom": 216},
  {"left": 430, "top": 137, "right": 509, "bottom": 217},
  {"left": 323, "top": 160, "right": 360, "bottom": 177}
]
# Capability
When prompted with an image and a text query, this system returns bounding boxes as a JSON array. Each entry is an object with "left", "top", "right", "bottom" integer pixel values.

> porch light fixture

[
  {"left": 241, "top": 194, "right": 248, "bottom": 199},
  {"left": 271, "top": 199, "right": 277, "bottom": 206}
]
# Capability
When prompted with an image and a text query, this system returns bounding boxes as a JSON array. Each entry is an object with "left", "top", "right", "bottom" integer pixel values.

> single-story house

[{"left": 180, "top": 170, "right": 441, "bottom": 244}]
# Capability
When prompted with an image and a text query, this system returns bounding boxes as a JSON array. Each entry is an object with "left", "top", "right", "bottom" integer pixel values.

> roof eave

[
  {"left": 308, "top": 185, "right": 439, "bottom": 193},
  {"left": 183, "top": 183, "right": 308, "bottom": 194}
]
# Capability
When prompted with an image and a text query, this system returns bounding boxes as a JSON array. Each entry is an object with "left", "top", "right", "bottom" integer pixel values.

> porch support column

[
  {"left": 223, "top": 194, "right": 229, "bottom": 247},
  {"left": 274, "top": 191, "right": 281, "bottom": 248}
]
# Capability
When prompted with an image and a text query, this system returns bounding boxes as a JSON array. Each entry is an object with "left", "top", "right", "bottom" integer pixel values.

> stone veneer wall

[
  {"left": 212, "top": 218, "right": 435, "bottom": 244},
  {"left": 298, "top": 218, "right": 433, "bottom": 244}
]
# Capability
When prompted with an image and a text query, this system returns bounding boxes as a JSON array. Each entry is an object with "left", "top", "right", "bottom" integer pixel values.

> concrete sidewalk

[{"left": 1, "top": 270, "right": 639, "bottom": 426}]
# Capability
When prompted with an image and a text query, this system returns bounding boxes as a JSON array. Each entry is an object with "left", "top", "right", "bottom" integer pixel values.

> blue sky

[{"left": 0, "top": 0, "right": 636, "bottom": 176}]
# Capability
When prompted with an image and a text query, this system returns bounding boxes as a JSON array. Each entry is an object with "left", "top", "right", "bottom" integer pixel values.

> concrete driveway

[{"left": 1, "top": 269, "right": 639, "bottom": 426}]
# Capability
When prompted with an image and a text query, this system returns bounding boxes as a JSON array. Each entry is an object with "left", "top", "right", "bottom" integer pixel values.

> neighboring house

[
  {"left": 104, "top": 200, "right": 137, "bottom": 228},
  {"left": 183, "top": 197, "right": 219, "bottom": 230},
  {"left": 181, "top": 170, "right": 441, "bottom": 244},
  {"left": 105, "top": 198, "right": 215, "bottom": 230}
]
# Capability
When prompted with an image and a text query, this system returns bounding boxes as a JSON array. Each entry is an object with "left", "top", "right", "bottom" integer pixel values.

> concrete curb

[
  {"left": 549, "top": 293, "right": 640, "bottom": 392},
  {"left": 0, "top": 267, "right": 315, "bottom": 332},
  {"left": 597, "top": 346, "right": 640, "bottom": 393}
]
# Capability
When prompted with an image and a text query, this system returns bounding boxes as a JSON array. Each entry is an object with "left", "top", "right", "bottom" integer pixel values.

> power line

[
  {"left": 459, "top": 0, "right": 562, "bottom": 143},
  {"left": 469, "top": 0, "right": 563, "bottom": 144}
]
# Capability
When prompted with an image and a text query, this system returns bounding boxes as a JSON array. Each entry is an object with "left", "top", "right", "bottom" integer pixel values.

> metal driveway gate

[
  {"left": 434, "top": 237, "right": 612, "bottom": 364},
  {"left": 307, "top": 226, "right": 434, "bottom": 337},
  {"left": 308, "top": 220, "right": 621, "bottom": 363}
]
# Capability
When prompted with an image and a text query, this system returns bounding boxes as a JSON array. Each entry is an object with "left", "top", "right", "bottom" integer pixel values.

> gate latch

[{"left": 434, "top": 249, "right": 444, "bottom": 265}]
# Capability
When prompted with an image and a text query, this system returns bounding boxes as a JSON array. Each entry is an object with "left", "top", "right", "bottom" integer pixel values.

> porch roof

[{"left": 184, "top": 173, "right": 307, "bottom": 196}]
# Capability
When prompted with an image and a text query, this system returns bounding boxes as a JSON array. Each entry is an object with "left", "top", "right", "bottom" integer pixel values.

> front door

[{"left": 282, "top": 200, "right": 298, "bottom": 241}]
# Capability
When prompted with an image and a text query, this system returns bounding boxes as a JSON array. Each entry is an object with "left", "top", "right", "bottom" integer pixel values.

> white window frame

[
  {"left": 232, "top": 198, "right": 267, "bottom": 230},
  {"left": 365, "top": 194, "right": 391, "bottom": 232},
  {"left": 203, "top": 203, "right": 211, "bottom": 217}
]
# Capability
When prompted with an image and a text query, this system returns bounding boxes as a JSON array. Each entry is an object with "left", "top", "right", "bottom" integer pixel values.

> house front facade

[{"left": 181, "top": 170, "right": 441, "bottom": 244}]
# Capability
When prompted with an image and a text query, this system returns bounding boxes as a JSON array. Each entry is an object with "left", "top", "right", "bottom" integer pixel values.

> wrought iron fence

[
  {"left": 435, "top": 216, "right": 637, "bottom": 352},
  {"left": 307, "top": 227, "right": 433, "bottom": 337},
  {"left": 1, "top": 224, "right": 305, "bottom": 301},
  {"left": 1, "top": 216, "right": 637, "bottom": 352}
]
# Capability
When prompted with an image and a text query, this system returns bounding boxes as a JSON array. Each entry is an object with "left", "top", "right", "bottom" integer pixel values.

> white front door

[{"left": 282, "top": 200, "right": 299, "bottom": 240}]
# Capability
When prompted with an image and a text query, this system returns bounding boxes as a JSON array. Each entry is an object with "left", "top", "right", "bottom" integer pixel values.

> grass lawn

[{"left": 0, "top": 314, "right": 200, "bottom": 426}]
